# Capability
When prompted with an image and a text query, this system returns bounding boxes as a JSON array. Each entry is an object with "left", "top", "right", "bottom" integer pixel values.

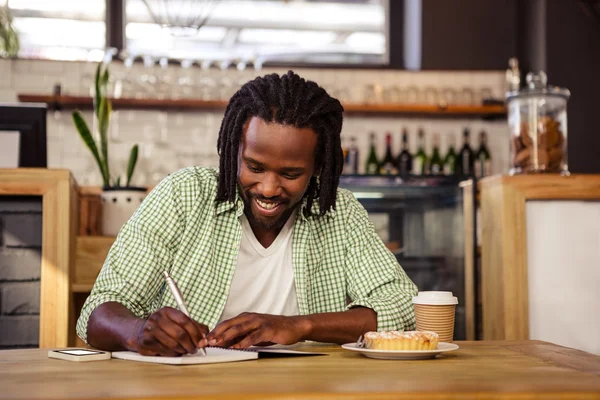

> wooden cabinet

[
  {"left": 478, "top": 174, "right": 600, "bottom": 355},
  {"left": 0, "top": 169, "right": 78, "bottom": 348}
]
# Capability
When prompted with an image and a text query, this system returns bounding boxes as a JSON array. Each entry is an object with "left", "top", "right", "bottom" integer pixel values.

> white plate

[{"left": 341, "top": 342, "right": 459, "bottom": 360}]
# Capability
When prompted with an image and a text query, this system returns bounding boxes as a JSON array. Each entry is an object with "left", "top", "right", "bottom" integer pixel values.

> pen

[{"left": 163, "top": 270, "right": 207, "bottom": 356}]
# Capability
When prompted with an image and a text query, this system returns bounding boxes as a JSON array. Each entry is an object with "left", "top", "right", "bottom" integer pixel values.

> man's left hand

[{"left": 206, "top": 313, "right": 311, "bottom": 349}]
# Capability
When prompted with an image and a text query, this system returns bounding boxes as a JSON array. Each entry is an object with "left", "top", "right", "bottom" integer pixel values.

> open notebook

[{"left": 111, "top": 346, "right": 326, "bottom": 365}]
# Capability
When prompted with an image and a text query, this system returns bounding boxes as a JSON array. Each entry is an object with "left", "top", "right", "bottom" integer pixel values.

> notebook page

[{"left": 111, "top": 347, "right": 258, "bottom": 365}]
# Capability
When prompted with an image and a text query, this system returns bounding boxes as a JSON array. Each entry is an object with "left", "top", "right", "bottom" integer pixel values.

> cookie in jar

[{"left": 506, "top": 71, "right": 570, "bottom": 175}]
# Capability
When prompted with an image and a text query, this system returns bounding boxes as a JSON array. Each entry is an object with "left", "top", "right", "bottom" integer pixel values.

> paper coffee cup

[{"left": 412, "top": 291, "right": 458, "bottom": 343}]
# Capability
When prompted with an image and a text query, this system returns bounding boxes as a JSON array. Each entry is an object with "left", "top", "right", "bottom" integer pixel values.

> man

[{"left": 77, "top": 71, "right": 417, "bottom": 356}]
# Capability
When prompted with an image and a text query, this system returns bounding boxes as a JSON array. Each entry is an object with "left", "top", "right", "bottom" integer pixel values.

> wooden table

[{"left": 1, "top": 341, "right": 599, "bottom": 399}]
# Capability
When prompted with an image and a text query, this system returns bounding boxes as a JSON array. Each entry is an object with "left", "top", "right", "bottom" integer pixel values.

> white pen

[{"left": 163, "top": 270, "right": 207, "bottom": 356}]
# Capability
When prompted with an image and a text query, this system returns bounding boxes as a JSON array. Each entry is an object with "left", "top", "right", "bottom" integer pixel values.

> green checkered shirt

[{"left": 77, "top": 167, "right": 417, "bottom": 343}]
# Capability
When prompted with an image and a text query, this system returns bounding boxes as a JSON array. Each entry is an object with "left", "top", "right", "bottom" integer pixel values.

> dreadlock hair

[{"left": 216, "top": 70, "right": 344, "bottom": 217}]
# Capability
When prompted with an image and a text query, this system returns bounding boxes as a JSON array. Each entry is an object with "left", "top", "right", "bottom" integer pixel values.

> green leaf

[
  {"left": 98, "top": 97, "right": 111, "bottom": 186},
  {"left": 126, "top": 144, "right": 139, "bottom": 187},
  {"left": 114, "top": 176, "right": 121, "bottom": 187},
  {"left": 101, "top": 68, "right": 109, "bottom": 89},
  {"left": 94, "top": 63, "right": 102, "bottom": 116},
  {"left": 71, "top": 110, "right": 109, "bottom": 186}
]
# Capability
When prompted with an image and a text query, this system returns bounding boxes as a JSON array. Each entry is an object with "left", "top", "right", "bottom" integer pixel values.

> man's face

[{"left": 237, "top": 116, "right": 317, "bottom": 233}]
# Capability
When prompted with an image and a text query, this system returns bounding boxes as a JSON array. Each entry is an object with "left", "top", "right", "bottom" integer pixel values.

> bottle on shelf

[
  {"left": 379, "top": 132, "right": 398, "bottom": 175},
  {"left": 456, "top": 128, "right": 474, "bottom": 176},
  {"left": 443, "top": 133, "right": 457, "bottom": 176},
  {"left": 343, "top": 136, "right": 359, "bottom": 175},
  {"left": 429, "top": 133, "right": 444, "bottom": 175},
  {"left": 475, "top": 130, "right": 492, "bottom": 178},
  {"left": 365, "top": 132, "right": 380, "bottom": 175},
  {"left": 413, "top": 128, "right": 429, "bottom": 176},
  {"left": 396, "top": 128, "right": 413, "bottom": 177},
  {"left": 506, "top": 57, "right": 521, "bottom": 92}
]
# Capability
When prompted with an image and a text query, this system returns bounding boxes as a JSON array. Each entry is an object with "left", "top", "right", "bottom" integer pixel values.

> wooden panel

[
  {"left": 484, "top": 174, "right": 600, "bottom": 200},
  {"left": 479, "top": 174, "right": 600, "bottom": 341},
  {"left": 461, "top": 180, "right": 475, "bottom": 340},
  {"left": 1, "top": 342, "right": 600, "bottom": 399},
  {"left": 74, "top": 236, "right": 115, "bottom": 285},
  {"left": 68, "top": 180, "right": 79, "bottom": 346},
  {"left": 500, "top": 183, "right": 529, "bottom": 340},
  {"left": 480, "top": 179, "right": 506, "bottom": 340},
  {"left": 39, "top": 184, "right": 60, "bottom": 347},
  {"left": 78, "top": 194, "right": 102, "bottom": 235},
  {"left": 79, "top": 186, "right": 103, "bottom": 196},
  {"left": 39, "top": 176, "right": 78, "bottom": 348},
  {"left": 0, "top": 169, "right": 78, "bottom": 348}
]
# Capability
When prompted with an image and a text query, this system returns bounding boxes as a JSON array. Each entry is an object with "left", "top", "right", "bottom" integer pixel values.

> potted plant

[
  {"left": 72, "top": 62, "right": 146, "bottom": 236},
  {"left": 0, "top": 4, "right": 19, "bottom": 57}
]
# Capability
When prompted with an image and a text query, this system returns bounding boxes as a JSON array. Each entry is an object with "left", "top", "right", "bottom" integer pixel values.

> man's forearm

[
  {"left": 296, "top": 307, "right": 377, "bottom": 344},
  {"left": 87, "top": 302, "right": 145, "bottom": 351}
]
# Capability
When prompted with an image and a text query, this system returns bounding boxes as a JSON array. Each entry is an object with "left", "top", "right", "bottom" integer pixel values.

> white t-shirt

[{"left": 217, "top": 212, "right": 300, "bottom": 323}]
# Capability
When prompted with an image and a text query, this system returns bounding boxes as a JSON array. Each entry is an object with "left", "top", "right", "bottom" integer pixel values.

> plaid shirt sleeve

[
  {"left": 76, "top": 174, "right": 187, "bottom": 343},
  {"left": 343, "top": 193, "right": 418, "bottom": 331}
]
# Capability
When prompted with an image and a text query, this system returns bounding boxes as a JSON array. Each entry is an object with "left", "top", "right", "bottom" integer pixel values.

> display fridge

[{"left": 339, "top": 175, "right": 477, "bottom": 340}]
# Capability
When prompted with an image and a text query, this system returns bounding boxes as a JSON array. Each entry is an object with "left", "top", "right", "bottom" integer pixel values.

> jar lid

[{"left": 506, "top": 71, "right": 570, "bottom": 101}]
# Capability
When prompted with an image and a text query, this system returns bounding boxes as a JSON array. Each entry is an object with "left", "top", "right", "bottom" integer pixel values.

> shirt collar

[
  {"left": 297, "top": 196, "right": 336, "bottom": 222},
  {"left": 214, "top": 186, "right": 244, "bottom": 216}
]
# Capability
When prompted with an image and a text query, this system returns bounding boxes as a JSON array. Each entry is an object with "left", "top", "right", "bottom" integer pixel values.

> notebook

[{"left": 111, "top": 346, "right": 326, "bottom": 365}]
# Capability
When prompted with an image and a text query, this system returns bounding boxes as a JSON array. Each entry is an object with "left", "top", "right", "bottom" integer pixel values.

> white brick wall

[
  {"left": 1, "top": 59, "right": 510, "bottom": 186},
  {"left": 0, "top": 198, "right": 42, "bottom": 348}
]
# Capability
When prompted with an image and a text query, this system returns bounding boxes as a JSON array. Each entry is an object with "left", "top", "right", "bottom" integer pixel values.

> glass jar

[{"left": 506, "top": 71, "right": 570, "bottom": 175}]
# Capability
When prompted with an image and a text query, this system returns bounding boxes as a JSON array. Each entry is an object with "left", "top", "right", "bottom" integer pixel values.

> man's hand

[
  {"left": 207, "top": 313, "right": 312, "bottom": 349},
  {"left": 128, "top": 307, "right": 209, "bottom": 356}
]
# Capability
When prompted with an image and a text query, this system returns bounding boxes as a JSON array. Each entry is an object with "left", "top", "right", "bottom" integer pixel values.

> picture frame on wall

[{"left": 0, "top": 103, "right": 47, "bottom": 168}]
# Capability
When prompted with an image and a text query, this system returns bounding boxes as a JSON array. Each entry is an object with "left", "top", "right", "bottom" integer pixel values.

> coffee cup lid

[{"left": 412, "top": 291, "right": 458, "bottom": 305}]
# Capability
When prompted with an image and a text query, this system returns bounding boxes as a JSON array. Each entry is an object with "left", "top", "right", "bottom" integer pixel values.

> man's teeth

[{"left": 256, "top": 199, "right": 279, "bottom": 210}]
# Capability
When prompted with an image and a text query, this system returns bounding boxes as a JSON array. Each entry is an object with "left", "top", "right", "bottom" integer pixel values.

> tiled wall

[
  {"left": 0, "top": 197, "right": 42, "bottom": 348},
  {"left": 0, "top": 59, "right": 510, "bottom": 186}
]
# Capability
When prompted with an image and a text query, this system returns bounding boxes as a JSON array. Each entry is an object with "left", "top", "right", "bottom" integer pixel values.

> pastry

[
  {"left": 363, "top": 330, "right": 439, "bottom": 351},
  {"left": 512, "top": 115, "right": 565, "bottom": 173}
]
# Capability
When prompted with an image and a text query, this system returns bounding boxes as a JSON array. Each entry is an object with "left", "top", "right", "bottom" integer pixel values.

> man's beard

[{"left": 242, "top": 194, "right": 297, "bottom": 232}]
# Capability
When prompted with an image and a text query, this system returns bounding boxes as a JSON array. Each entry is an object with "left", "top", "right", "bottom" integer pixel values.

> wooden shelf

[
  {"left": 18, "top": 94, "right": 507, "bottom": 118},
  {"left": 73, "top": 235, "right": 115, "bottom": 293},
  {"left": 71, "top": 283, "right": 94, "bottom": 293}
]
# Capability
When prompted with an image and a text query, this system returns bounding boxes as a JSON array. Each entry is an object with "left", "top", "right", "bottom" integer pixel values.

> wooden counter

[
  {"left": 0, "top": 169, "right": 79, "bottom": 348},
  {"left": 478, "top": 174, "right": 600, "bottom": 345},
  {"left": 1, "top": 341, "right": 599, "bottom": 399}
]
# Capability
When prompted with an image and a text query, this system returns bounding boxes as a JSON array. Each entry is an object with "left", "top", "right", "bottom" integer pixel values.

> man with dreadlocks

[{"left": 77, "top": 71, "right": 417, "bottom": 356}]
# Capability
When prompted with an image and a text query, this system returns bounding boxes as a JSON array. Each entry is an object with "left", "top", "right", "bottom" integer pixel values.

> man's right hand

[{"left": 128, "top": 307, "right": 209, "bottom": 356}]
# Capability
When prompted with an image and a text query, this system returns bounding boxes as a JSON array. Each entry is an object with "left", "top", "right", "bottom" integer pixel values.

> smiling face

[{"left": 237, "top": 116, "right": 318, "bottom": 243}]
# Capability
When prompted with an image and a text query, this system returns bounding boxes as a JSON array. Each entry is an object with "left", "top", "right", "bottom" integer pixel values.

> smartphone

[{"left": 48, "top": 348, "right": 111, "bottom": 362}]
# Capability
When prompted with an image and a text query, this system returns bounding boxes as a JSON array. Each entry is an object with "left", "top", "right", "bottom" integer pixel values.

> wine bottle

[
  {"left": 379, "top": 132, "right": 398, "bottom": 175},
  {"left": 344, "top": 136, "right": 359, "bottom": 175},
  {"left": 443, "top": 134, "right": 457, "bottom": 175},
  {"left": 429, "top": 133, "right": 444, "bottom": 175},
  {"left": 413, "top": 128, "right": 428, "bottom": 175},
  {"left": 396, "top": 128, "right": 413, "bottom": 176},
  {"left": 365, "top": 132, "right": 380, "bottom": 175},
  {"left": 475, "top": 130, "right": 492, "bottom": 178},
  {"left": 456, "top": 128, "right": 474, "bottom": 176}
]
